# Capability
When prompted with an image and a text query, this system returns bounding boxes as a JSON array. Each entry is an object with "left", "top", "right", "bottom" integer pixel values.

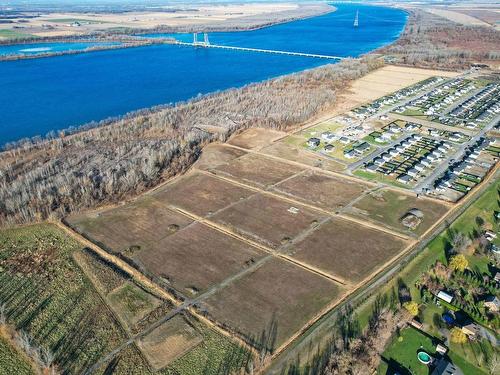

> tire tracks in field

[{"left": 54, "top": 221, "right": 259, "bottom": 375}]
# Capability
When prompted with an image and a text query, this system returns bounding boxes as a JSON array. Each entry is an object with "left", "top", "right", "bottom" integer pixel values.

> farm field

[
  {"left": 62, "top": 126, "right": 456, "bottom": 372},
  {"left": 289, "top": 217, "right": 409, "bottom": 283},
  {"left": 203, "top": 258, "right": 343, "bottom": 349},
  {"left": 227, "top": 127, "right": 287, "bottom": 150},
  {"left": 152, "top": 172, "right": 254, "bottom": 217},
  {"left": 342, "top": 65, "right": 458, "bottom": 105},
  {"left": 194, "top": 143, "right": 247, "bottom": 171},
  {"left": 345, "top": 189, "right": 451, "bottom": 236},
  {"left": 261, "top": 141, "right": 346, "bottom": 172},
  {"left": 273, "top": 170, "right": 371, "bottom": 211},
  {"left": 0, "top": 224, "right": 130, "bottom": 374},
  {"left": 67, "top": 196, "right": 193, "bottom": 254},
  {"left": 134, "top": 222, "right": 266, "bottom": 296},
  {"left": 211, "top": 193, "right": 327, "bottom": 249},
  {"left": 213, "top": 153, "right": 304, "bottom": 188},
  {"left": 137, "top": 314, "right": 203, "bottom": 370},
  {"left": 0, "top": 334, "right": 34, "bottom": 375}
]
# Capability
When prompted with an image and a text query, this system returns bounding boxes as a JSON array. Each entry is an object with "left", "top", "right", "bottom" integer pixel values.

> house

[
  {"left": 494, "top": 272, "right": 500, "bottom": 283},
  {"left": 321, "top": 132, "right": 336, "bottom": 142},
  {"left": 484, "top": 295, "right": 500, "bottom": 312},
  {"left": 389, "top": 149, "right": 399, "bottom": 157},
  {"left": 373, "top": 157, "right": 385, "bottom": 166},
  {"left": 431, "top": 358, "right": 464, "bottom": 375},
  {"left": 307, "top": 137, "right": 320, "bottom": 147},
  {"left": 339, "top": 137, "right": 350, "bottom": 144},
  {"left": 354, "top": 142, "right": 370, "bottom": 154},
  {"left": 381, "top": 153, "right": 392, "bottom": 161},
  {"left": 365, "top": 163, "right": 378, "bottom": 172},
  {"left": 461, "top": 322, "right": 480, "bottom": 339},
  {"left": 324, "top": 144, "right": 335, "bottom": 153},
  {"left": 397, "top": 174, "right": 411, "bottom": 184},
  {"left": 484, "top": 230, "right": 497, "bottom": 242},
  {"left": 344, "top": 149, "right": 356, "bottom": 159},
  {"left": 437, "top": 290, "right": 453, "bottom": 304},
  {"left": 407, "top": 168, "right": 419, "bottom": 177},
  {"left": 414, "top": 163, "right": 426, "bottom": 172}
]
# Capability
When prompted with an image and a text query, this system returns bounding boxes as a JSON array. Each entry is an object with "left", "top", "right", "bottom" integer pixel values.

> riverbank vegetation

[
  {"left": 380, "top": 9, "right": 500, "bottom": 69},
  {"left": 0, "top": 57, "right": 382, "bottom": 226}
]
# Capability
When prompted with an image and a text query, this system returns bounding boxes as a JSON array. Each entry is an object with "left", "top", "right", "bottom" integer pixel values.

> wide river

[{"left": 0, "top": 3, "right": 407, "bottom": 145}]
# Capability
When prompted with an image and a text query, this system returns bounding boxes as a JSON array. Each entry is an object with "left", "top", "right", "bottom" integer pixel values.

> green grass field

[
  {"left": 0, "top": 224, "right": 251, "bottom": 374},
  {"left": 0, "top": 29, "right": 36, "bottom": 40},
  {"left": 0, "top": 224, "right": 130, "bottom": 373},
  {"left": 0, "top": 334, "right": 34, "bottom": 375},
  {"left": 353, "top": 169, "right": 410, "bottom": 189},
  {"left": 380, "top": 327, "right": 437, "bottom": 375},
  {"left": 47, "top": 18, "right": 107, "bottom": 24}
]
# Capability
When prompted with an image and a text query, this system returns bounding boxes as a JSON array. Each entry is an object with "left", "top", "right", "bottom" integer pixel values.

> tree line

[{"left": 0, "top": 57, "right": 382, "bottom": 226}]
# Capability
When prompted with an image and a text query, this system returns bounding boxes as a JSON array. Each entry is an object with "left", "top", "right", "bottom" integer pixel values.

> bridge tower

[
  {"left": 353, "top": 10, "right": 359, "bottom": 27},
  {"left": 203, "top": 32, "right": 210, "bottom": 46}
]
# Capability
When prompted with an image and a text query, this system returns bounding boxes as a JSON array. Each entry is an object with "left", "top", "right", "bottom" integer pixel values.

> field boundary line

[
  {"left": 53, "top": 220, "right": 259, "bottom": 372},
  {"left": 219, "top": 143, "right": 379, "bottom": 187},
  {"left": 260, "top": 164, "right": 500, "bottom": 374},
  {"left": 200, "top": 169, "right": 412, "bottom": 241},
  {"left": 168, "top": 205, "right": 348, "bottom": 286}
]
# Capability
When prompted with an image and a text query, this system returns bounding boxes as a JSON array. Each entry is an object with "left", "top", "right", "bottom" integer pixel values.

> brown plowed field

[
  {"left": 203, "top": 258, "right": 343, "bottom": 348},
  {"left": 212, "top": 193, "right": 327, "bottom": 249},
  {"left": 289, "top": 217, "right": 409, "bottom": 283}
]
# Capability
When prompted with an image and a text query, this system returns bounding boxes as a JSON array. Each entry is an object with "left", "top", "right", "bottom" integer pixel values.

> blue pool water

[
  {"left": 0, "top": 42, "right": 122, "bottom": 57},
  {"left": 0, "top": 4, "right": 407, "bottom": 145}
]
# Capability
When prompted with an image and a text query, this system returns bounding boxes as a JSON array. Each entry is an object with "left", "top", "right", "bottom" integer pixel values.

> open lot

[
  {"left": 194, "top": 143, "right": 247, "bottom": 171},
  {"left": 137, "top": 314, "right": 203, "bottom": 370},
  {"left": 343, "top": 66, "right": 458, "bottom": 105},
  {"left": 212, "top": 193, "right": 327, "bottom": 249},
  {"left": 203, "top": 258, "right": 343, "bottom": 349},
  {"left": 0, "top": 3, "right": 327, "bottom": 39},
  {"left": 346, "top": 189, "right": 450, "bottom": 236},
  {"left": 214, "top": 153, "right": 304, "bottom": 188},
  {"left": 134, "top": 222, "right": 265, "bottom": 296},
  {"left": 228, "top": 127, "right": 287, "bottom": 150},
  {"left": 273, "top": 170, "right": 371, "bottom": 211},
  {"left": 261, "top": 141, "right": 346, "bottom": 172},
  {"left": 107, "top": 282, "right": 162, "bottom": 330},
  {"left": 289, "top": 218, "right": 409, "bottom": 283},
  {"left": 153, "top": 172, "right": 255, "bottom": 217},
  {"left": 67, "top": 196, "right": 193, "bottom": 253}
]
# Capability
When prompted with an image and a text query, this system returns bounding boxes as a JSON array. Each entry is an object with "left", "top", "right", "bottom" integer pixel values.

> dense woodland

[
  {"left": 0, "top": 57, "right": 381, "bottom": 226},
  {"left": 379, "top": 9, "right": 500, "bottom": 68}
]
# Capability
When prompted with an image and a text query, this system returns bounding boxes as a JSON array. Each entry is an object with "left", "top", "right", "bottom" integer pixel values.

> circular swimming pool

[{"left": 417, "top": 351, "right": 432, "bottom": 364}]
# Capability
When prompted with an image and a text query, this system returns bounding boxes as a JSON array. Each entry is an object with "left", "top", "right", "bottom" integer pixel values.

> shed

[{"left": 437, "top": 291, "right": 453, "bottom": 304}]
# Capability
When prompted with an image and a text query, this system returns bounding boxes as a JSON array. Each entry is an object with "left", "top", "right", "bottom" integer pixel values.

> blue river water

[
  {"left": 0, "top": 41, "right": 122, "bottom": 57},
  {"left": 0, "top": 4, "right": 407, "bottom": 145}
]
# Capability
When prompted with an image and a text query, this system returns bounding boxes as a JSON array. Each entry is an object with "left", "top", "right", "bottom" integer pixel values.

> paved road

[
  {"left": 389, "top": 113, "right": 476, "bottom": 137},
  {"left": 347, "top": 133, "right": 408, "bottom": 171},
  {"left": 414, "top": 113, "right": 500, "bottom": 193}
]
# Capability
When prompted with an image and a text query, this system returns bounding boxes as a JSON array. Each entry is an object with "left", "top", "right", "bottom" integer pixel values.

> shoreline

[
  {"left": 0, "top": 3, "right": 335, "bottom": 44},
  {"left": 0, "top": 4, "right": 335, "bottom": 61},
  {"left": 0, "top": 3, "right": 407, "bottom": 149}
]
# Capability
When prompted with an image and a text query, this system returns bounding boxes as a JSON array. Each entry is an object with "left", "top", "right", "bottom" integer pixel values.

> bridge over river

[{"left": 172, "top": 33, "right": 346, "bottom": 60}]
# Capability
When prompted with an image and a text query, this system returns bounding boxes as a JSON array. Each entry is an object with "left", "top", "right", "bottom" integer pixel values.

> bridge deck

[{"left": 175, "top": 41, "right": 345, "bottom": 60}]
